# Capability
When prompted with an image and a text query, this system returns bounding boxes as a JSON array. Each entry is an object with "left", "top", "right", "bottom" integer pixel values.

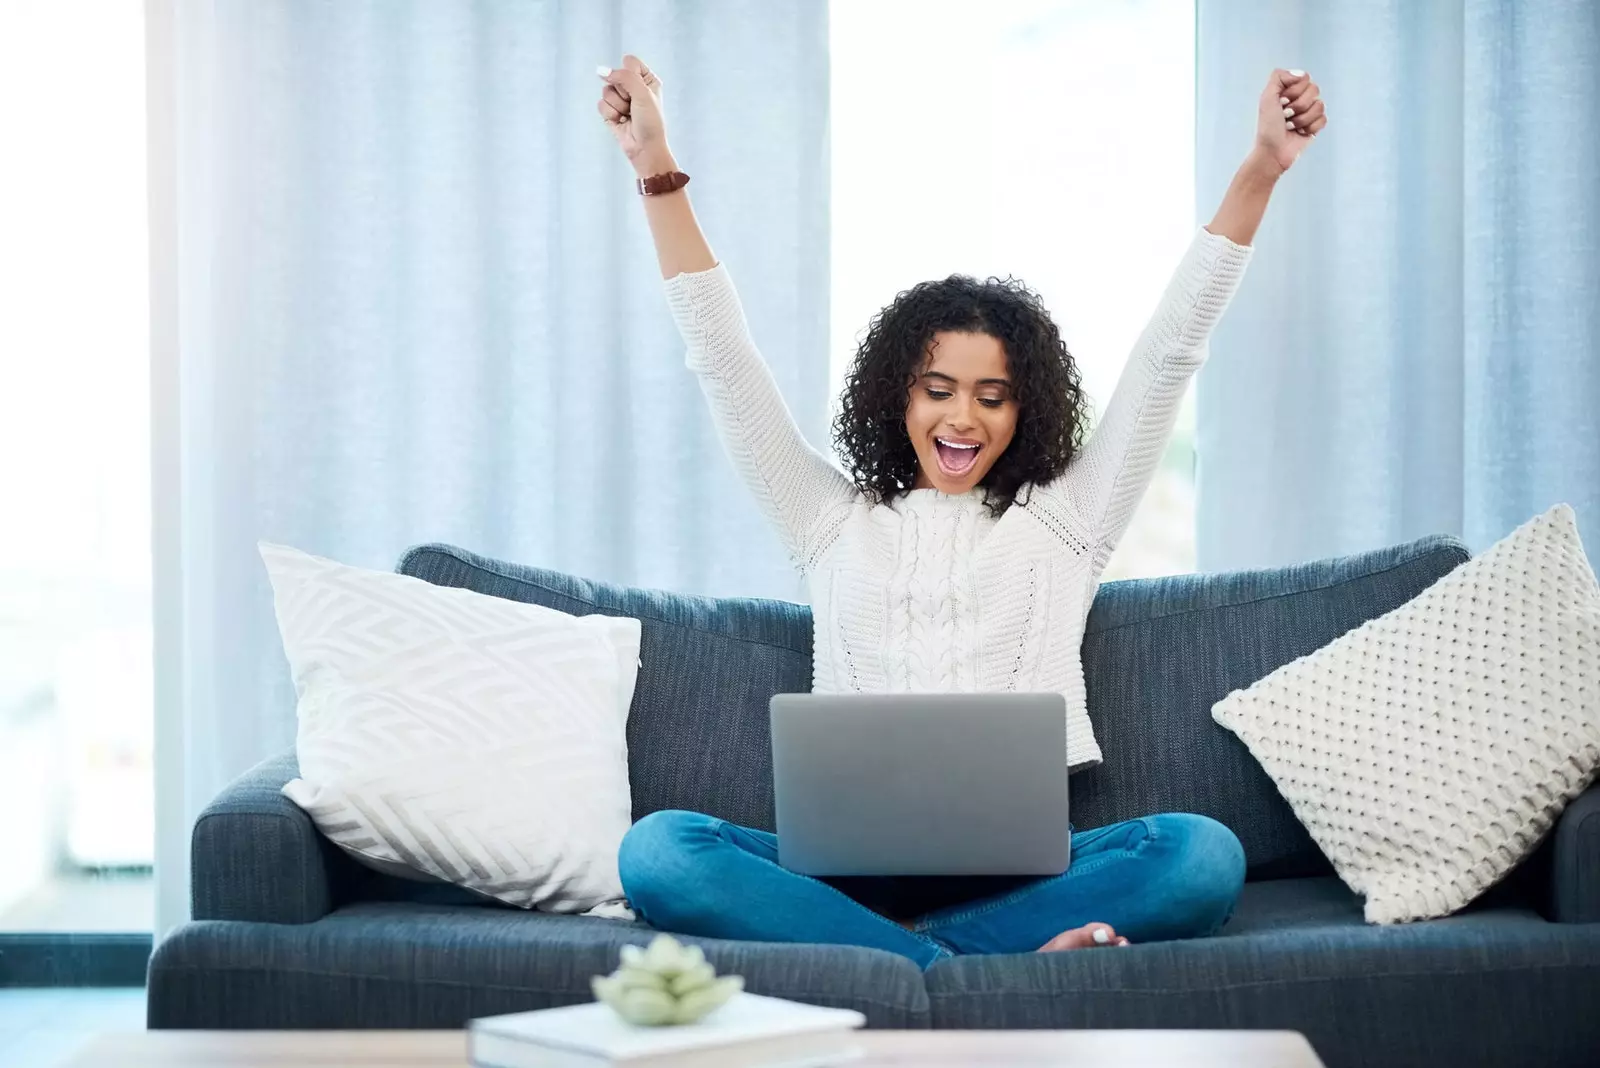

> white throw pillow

[
  {"left": 261, "top": 542, "right": 642, "bottom": 915},
  {"left": 1212, "top": 504, "right": 1600, "bottom": 923}
]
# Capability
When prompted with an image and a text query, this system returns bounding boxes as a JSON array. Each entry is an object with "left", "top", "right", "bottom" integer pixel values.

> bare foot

[{"left": 1037, "top": 922, "right": 1131, "bottom": 951}]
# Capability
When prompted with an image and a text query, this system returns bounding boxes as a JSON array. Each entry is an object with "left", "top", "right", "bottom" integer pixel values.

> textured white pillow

[
  {"left": 1212, "top": 504, "right": 1600, "bottom": 923},
  {"left": 261, "top": 542, "right": 641, "bottom": 915}
]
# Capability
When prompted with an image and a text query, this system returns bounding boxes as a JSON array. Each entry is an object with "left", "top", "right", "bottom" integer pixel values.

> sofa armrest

[
  {"left": 1538, "top": 780, "right": 1600, "bottom": 924},
  {"left": 190, "top": 749, "right": 338, "bottom": 924}
]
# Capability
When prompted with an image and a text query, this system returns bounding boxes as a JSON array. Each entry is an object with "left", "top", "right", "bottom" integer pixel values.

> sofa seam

[
  {"left": 1084, "top": 543, "right": 1468, "bottom": 637},
  {"left": 923, "top": 958, "right": 1599, "bottom": 999},
  {"left": 148, "top": 962, "right": 928, "bottom": 1013},
  {"left": 399, "top": 544, "right": 811, "bottom": 655}
]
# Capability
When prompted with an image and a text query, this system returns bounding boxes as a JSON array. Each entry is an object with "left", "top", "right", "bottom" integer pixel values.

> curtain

[
  {"left": 1194, "top": 0, "right": 1600, "bottom": 573},
  {"left": 148, "top": 0, "right": 829, "bottom": 937}
]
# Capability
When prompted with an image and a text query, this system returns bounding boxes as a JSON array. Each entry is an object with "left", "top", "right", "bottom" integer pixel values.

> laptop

[{"left": 769, "top": 692, "right": 1070, "bottom": 877}]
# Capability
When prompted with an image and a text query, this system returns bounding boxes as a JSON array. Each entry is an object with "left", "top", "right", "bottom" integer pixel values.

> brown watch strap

[{"left": 636, "top": 170, "right": 691, "bottom": 196}]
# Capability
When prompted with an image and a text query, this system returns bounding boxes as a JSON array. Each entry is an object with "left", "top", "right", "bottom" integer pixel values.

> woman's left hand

[{"left": 1256, "top": 69, "right": 1326, "bottom": 174}]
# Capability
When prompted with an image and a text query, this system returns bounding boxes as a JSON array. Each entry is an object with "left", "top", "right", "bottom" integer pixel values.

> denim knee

[
  {"left": 617, "top": 809, "right": 716, "bottom": 927},
  {"left": 1148, "top": 812, "right": 1246, "bottom": 936}
]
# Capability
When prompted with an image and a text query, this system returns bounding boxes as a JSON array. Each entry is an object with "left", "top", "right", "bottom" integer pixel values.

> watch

[{"left": 636, "top": 170, "right": 691, "bottom": 196}]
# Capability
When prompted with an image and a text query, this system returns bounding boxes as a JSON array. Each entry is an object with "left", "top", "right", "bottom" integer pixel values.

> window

[
  {"left": 0, "top": 0, "right": 154, "bottom": 951},
  {"left": 831, "top": 0, "right": 1198, "bottom": 579}
]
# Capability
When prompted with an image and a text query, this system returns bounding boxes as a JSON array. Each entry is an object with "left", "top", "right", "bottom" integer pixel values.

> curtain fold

[
  {"left": 151, "top": 0, "right": 829, "bottom": 936},
  {"left": 1195, "top": 0, "right": 1600, "bottom": 573}
]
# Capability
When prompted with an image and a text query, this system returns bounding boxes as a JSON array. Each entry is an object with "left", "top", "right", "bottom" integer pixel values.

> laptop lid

[{"left": 769, "top": 692, "right": 1070, "bottom": 877}]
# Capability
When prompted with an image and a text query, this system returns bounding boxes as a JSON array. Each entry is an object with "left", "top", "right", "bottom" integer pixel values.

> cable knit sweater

[{"left": 665, "top": 228, "right": 1252, "bottom": 771}]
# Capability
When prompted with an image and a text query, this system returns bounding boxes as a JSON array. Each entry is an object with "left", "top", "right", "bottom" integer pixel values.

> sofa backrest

[
  {"left": 1072, "top": 533, "right": 1468, "bottom": 879},
  {"left": 400, "top": 533, "right": 1469, "bottom": 882},
  {"left": 397, "top": 544, "right": 810, "bottom": 831}
]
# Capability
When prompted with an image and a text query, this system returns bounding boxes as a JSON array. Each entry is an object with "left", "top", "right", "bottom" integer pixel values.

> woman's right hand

[
  {"left": 601, "top": 54, "right": 710, "bottom": 278},
  {"left": 598, "top": 55, "right": 672, "bottom": 174}
]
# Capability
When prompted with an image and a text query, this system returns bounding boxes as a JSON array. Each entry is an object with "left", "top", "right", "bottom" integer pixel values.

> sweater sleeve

[
  {"left": 665, "top": 262, "right": 859, "bottom": 573},
  {"left": 1026, "top": 227, "right": 1252, "bottom": 568}
]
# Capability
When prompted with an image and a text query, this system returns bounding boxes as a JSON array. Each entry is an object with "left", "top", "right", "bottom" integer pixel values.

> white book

[{"left": 468, "top": 992, "right": 867, "bottom": 1068}]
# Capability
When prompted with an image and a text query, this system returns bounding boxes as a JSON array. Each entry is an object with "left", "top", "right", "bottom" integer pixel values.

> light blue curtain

[
  {"left": 1194, "top": 0, "right": 1600, "bottom": 573},
  {"left": 153, "top": 0, "right": 828, "bottom": 933}
]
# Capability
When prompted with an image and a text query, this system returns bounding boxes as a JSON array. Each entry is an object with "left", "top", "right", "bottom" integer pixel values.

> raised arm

[
  {"left": 1031, "top": 69, "right": 1325, "bottom": 570},
  {"left": 597, "top": 57, "right": 713, "bottom": 279},
  {"left": 598, "top": 57, "right": 857, "bottom": 573},
  {"left": 1208, "top": 69, "right": 1326, "bottom": 244}
]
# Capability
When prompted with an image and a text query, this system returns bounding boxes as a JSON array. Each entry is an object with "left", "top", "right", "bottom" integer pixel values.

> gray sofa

[{"left": 148, "top": 536, "right": 1600, "bottom": 1068}]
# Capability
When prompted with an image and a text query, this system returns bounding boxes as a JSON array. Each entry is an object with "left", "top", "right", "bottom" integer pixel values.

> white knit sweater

[{"left": 665, "top": 228, "right": 1252, "bottom": 771}]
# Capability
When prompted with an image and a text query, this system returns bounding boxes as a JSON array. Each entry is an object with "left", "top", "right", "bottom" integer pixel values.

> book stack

[{"left": 469, "top": 992, "right": 867, "bottom": 1068}]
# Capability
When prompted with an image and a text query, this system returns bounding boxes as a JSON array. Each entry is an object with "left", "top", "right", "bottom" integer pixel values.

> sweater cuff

[{"left": 1167, "top": 226, "right": 1253, "bottom": 351}]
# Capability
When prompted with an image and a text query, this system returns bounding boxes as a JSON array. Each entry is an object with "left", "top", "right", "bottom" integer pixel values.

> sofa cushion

[
  {"left": 147, "top": 903, "right": 929, "bottom": 1030},
  {"left": 1074, "top": 533, "right": 1470, "bottom": 881},
  {"left": 922, "top": 876, "right": 1600, "bottom": 1068},
  {"left": 396, "top": 543, "right": 812, "bottom": 831}
]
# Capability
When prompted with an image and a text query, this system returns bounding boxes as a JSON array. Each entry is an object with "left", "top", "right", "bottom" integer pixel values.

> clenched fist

[
  {"left": 1257, "top": 69, "right": 1326, "bottom": 173},
  {"left": 597, "top": 54, "right": 672, "bottom": 176}
]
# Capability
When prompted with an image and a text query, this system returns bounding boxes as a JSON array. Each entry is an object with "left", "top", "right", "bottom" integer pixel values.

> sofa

[{"left": 147, "top": 535, "right": 1600, "bottom": 1068}]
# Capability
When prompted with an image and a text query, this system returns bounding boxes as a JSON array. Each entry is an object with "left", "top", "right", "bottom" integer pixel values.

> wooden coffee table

[{"left": 68, "top": 1028, "right": 1325, "bottom": 1066}]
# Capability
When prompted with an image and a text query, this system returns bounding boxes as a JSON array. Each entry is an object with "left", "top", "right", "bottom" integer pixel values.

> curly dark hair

[{"left": 831, "top": 274, "right": 1089, "bottom": 519}]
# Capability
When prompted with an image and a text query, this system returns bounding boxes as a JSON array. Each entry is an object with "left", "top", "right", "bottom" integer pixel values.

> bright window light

[
  {"left": 831, "top": 0, "right": 1198, "bottom": 579},
  {"left": 0, "top": 0, "right": 153, "bottom": 932}
]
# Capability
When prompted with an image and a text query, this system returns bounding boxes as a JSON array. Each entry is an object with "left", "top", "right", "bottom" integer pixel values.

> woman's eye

[{"left": 925, "top": 388, "right": 1006, "bottom": 408}]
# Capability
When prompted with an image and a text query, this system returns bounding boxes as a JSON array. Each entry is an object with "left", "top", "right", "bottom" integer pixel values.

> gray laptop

[{"left": 769, "top": 693, "right": 1070, "bottom": 877}]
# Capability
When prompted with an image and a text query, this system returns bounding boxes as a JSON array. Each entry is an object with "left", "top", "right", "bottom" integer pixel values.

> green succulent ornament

[{"left": 591, "top": 934, "right": 744, "bottom": 1026}]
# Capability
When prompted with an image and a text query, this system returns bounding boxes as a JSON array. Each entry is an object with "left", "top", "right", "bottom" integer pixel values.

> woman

[{"left": 597, "top": 56, "right": 1325, "bottom": 967}]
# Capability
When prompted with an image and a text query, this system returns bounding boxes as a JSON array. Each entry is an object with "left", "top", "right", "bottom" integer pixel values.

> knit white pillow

[
  {"left": 1212, "top": 504, "right": 1600, "bottom": 923},
  {"left": 261, "top": 543, "right": 641, "bottom": 915}
]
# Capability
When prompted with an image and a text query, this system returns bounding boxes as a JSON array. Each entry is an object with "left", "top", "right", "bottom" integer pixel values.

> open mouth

[{"left": 934, "top": 437, "right": 981, "bottom": 477}]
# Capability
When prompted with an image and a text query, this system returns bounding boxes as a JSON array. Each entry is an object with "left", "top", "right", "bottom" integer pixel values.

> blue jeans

[{"left": 618, "top": 810, "right": 1246, "bottom": 969}]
